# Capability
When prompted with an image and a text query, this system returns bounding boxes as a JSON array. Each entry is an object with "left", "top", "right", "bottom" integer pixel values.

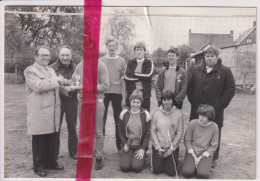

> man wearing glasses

[{"left": 24, "top": 46, "right": 72, "bottom": 177}]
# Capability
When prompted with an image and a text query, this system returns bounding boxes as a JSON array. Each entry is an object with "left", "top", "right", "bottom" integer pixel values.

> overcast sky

[{"left": 100, "top": 6, "right": 256, "bottom": 52}]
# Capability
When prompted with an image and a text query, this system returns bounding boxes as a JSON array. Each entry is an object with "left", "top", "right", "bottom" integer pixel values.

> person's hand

[
  {"left": 158, "top": 148, "right": 165, "bottom": 158},
  {"left": 124, "top": 144, "right": 129, "bottom": 152},
  {"left": 194, "top": 157, "right": 199, "bottom": 168},
  {"left": 202, "top": 151, "right": 210, "bottom": 158},
  {"left": 194, "top": 156, "right": 203, "bottom": 168},
  {"left": 163, "top": 148, "right": 173, "bottom": 158},
  {"left": 68, "top": 86, "right": 77, "bottom": 92},
  {"left": 56, "top": 76, "right": 66, "bottom": 85},
  {"left": 67, "top": 80, "right": 75, "bottom": 86},
  {"left": 135, "top": 149, "right": 145, "bottom": 160}
]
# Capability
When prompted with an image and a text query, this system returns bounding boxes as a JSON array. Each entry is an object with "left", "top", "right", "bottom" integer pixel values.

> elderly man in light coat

[{"left": 24, "top": 46, "right": 72, "bottom": 177}]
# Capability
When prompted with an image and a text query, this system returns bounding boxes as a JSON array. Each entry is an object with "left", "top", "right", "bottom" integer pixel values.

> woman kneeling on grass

[
  {"left": 118, "top": 89, "right": 151, "bottom": 172},
  {"left": 150, "top": 90, "right": 184, "bottom": 177},
  {"left": 182, "top": 104, "right": 219, "bottom": 179}
]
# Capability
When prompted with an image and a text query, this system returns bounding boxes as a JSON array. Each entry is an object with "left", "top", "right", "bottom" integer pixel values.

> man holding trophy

[{"left": 72, "top": 40, "right": 109, "bottom": 170}]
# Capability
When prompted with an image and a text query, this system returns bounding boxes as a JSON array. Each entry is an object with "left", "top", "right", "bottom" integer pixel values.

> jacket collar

[
  {"left": 133, "top": 57, "right": 149, "bottom": 64},
  {"left": 125, "top": 107, "right": 146, "bottom": 113},
  {"left": 159, "top": 105, "right": 176, "bottom": 115},
  {"left": 199, "top": 58, "right": 222, "bottom": 73},
  {"left": 165, "top": 62, "right": 180, "bottom": 71},
  {"left": 34, "top": 62, "right": 47, "bottom": 70},
  {"left": 57, "top": 59, "right": 74, "bottom": 69}
]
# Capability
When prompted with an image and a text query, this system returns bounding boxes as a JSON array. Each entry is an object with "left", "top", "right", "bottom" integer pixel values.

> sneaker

[
  {"left": 34, "top": 169, "right": 47, "bottom": 177},
  {"left": 95, "top": 157, "right": 103, "bottom": 170}
]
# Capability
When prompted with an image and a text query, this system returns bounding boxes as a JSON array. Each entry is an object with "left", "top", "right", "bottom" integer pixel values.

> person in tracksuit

[
  {"left": 124, "top": 42, "right": 154, "bottom": 112},
  {"left": 150, "top": 90, "right": 184, "bottom": 177}
]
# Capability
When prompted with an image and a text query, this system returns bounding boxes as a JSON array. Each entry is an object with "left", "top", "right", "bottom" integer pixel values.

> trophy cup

[{"left": 75, "top": 75, "right": 81, "bottom": 86}]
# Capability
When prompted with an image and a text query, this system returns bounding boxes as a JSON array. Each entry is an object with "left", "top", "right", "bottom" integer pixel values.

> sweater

[
  {"left": 72, "top": 61, "right": 109, "bottom": 100},
  {"left": 184, "top": 119, "right": 219, "bottom": 156},
  {"left": 151, "top": 106, "right": 184, "bottom": 151},
  {"left": 155, "top": 66, "right": 188, "bottom": 108},
  {"left": 99, "top": 55, "right": 126, "bottom": 94}
]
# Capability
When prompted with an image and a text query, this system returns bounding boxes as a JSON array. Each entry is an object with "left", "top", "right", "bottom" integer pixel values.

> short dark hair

[
  {"left": 134, "top": 42, "right": 146, "bottom": 52},
  {"left": 197, "top": 104, "right": 215, "bottom": 121},
  {"left": 105, "top": 36, "right": 118, "bottom": 46},
  {"left": 34, "top": 46, "right": 50, "bottom": 56},
  {"left": 129, "top": 89, "right": 144, "bottom": 103},
  {"left": 204, "top": 46, "right": 219, "bottom": 57},
  {"left": 167, "top": 48, "right": 179, "bottom": 56},
  {"left": 161, "top": 90, "right": 175, "bottom": 106}
]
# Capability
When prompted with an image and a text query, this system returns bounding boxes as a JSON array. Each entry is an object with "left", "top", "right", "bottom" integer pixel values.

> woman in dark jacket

[{"left": 118, "top": 89, "right": 151, "bottom": 172}]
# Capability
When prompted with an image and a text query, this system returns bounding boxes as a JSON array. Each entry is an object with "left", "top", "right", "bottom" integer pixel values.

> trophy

[{"left": 75, "top": 75, "right": 81, "bottom": 86}]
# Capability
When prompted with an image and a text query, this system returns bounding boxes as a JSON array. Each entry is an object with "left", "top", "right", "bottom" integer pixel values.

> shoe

[
  {"left": 45, "top": 164, "right": 64, "bottom": 170},
  {"left": 70, "top": 154, "right": 77, "bottom": 160},
  {"left": 95, "top": 157, "right": 103, "bottom": 170},
  {"left": 34, "top": 169, "right": 47, "bottom": 177}
]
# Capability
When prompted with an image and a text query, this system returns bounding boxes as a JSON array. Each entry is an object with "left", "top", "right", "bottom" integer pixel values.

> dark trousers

[
  {"left": 151, "top": 146, "right": 179, "bottom": 176},
  {"left": 103, "top": 93, "right": 122, "bottom": 150},
  {"left": 120, "top": 148, "right": 145, "bottom": 172},
  {"left": 182, "top": 152, "right": 213, "bottom": 179},
  {"left": 213, "top": 127, "right": 221, "bottom": 160},
  {"left": 142, "top": 97, "right": 150, "bottom": 112},
  {"left": 32, "top": 133, "right": 59, "bottom": 171},
  {"left": 56, "top": 99, "right": 78, "bottom": 158}
]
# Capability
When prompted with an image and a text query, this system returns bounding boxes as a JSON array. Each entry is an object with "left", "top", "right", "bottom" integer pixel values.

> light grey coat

[{"left": 24, "top": 62, "right": 61, "bottom": 135}]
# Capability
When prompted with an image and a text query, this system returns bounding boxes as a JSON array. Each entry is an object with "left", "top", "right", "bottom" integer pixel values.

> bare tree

[{"left": 104, "top": 8, "right": 136, "bottom": 60}]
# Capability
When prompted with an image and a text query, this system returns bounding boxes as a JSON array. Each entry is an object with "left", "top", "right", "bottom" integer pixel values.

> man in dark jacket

[
  {"left": 124, "top": 42, "right": 154, "bottom": 112},
  {"left": 187, "top": 46, "right": 235, "bottom": 162},
  {"left": 50, "top": 46, "right": 78, "bottom": 160}
]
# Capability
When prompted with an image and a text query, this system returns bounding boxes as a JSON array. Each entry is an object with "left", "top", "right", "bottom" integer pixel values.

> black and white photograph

[{"left": 1, "top": 1, "right": 257, "bottom": 180}]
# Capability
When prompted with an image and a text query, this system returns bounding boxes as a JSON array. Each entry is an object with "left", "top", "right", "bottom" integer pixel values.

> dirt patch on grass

[{"left": 4, "top": 83, "right": 256, "bottom": 179}]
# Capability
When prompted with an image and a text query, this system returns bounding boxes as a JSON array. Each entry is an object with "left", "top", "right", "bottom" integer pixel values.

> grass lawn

[{"left": 4, "top": 82, "right": 256, "bottom": 179}]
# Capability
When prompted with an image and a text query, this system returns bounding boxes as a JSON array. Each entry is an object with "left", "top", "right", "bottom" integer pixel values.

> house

[
  {"left": 189, "top": 29, "right": 234, "bottom": 51},
  {"left": 219, "top": 21, "right": 256, "bottom": 86},
  {"left": 234, "top": 21, "right": 256, "bottom": 45}
]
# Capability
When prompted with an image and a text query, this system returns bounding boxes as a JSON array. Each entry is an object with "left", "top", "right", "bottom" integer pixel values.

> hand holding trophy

[{"left": 75, "top": 75, "right": 81, "bottom": 86}]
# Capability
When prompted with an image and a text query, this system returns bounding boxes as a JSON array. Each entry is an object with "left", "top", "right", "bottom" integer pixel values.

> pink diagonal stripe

[{"left": 76, "top": 0, "right": 102, "bottom": 180}]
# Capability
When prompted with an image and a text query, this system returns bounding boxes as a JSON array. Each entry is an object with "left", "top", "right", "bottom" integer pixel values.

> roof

[
  {"left": 189, "top": 32, "right": 234, "bottom": 51},
  {"left": 190, "top": 43, "right": 211, "bottom": 58},
  {"left": 234, "top": 26, "right": 256, "bottom": 45}
]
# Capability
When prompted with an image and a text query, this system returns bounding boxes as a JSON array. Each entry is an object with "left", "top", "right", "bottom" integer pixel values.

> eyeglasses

[{"left": 37, "top": 54, "right": 50, "bottom": 58}]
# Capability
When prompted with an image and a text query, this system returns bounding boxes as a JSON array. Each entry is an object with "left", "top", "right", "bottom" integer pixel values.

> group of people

[{"left": 24, "top": 36, "right": 236, "bottom": 178}]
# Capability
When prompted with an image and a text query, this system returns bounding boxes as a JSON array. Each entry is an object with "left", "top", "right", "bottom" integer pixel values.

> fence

[{"left": 5, "top": 6, "right": 257, "bottom": 86}]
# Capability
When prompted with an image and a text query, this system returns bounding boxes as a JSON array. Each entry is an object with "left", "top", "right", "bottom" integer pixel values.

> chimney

[
  {"left": 189, "top": 29, "right": 191, "bottom": 34},
  {"left": 230, "top": 30, "right": 234, "bottom": 36},
  {"left": 253, "top": 21, "right": 256, "bottom": 27}
]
